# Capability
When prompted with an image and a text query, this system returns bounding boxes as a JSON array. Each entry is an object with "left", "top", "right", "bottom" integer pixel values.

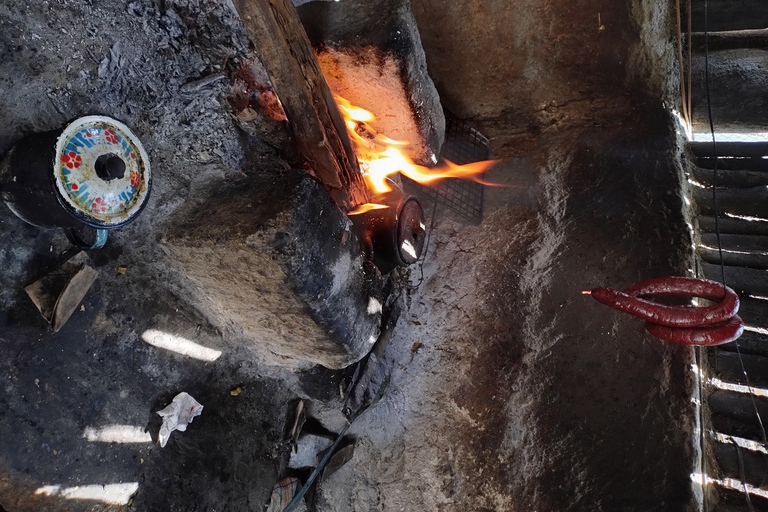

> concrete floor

[{"left": 0, "top": 0, "right": 698, "bottom": 510}]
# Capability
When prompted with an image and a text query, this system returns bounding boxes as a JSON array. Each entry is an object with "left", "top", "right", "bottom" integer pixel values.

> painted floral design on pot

[
  {"left": 54, "top": 116, "right": 151, "bottom": 227},
  {"left": 91, "top": 197, "right": 109, "bottom": 214},
  {"left": 61, "top": 151, "right": 82, "bottom": 169}
]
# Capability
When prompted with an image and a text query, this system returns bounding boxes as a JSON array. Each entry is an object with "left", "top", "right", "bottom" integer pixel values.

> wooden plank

[
  {"left": 712, "top": 414, "right": 768, "bottom": 445},
  {"left": 700, "top": 262, "right": 768, "bottom": 296},
  {"left": 740, "top": 297, "right": 768, "bottom": 327},
  {"left": 708, "top": 350, "right": 768, "bottom": 388},
  {"left": 714, "top": 486, "right": 768, "bottom": 512},
  {"left": 713, "top": 439, "right": 768, "bottom": 490},
  {"left": 692, "top": 167, "right": 768, "bottom": 188},
  {"left": 695, "top": 157, "right": 768, "bottom": 172},
  {"left": 693, "top": 186, "right": 768, "bottom": 219},
  {"left": 693, "top": 187, "right": 768, "bottom": 224},
  {"left": 699, "top": 217, "right": 768, "bottom": 237},
  {"left": 691, "top": 141, "right": 768, "bottom": 159},
  {"left": 709, "top": 390, "right": 768, "bottom": 441},
  {"left": 690, "top": 0, "right": 768, "bottom": 32},
  {"left": 701, "top": 234, "right": 768, "bottom": 255},
  {"left": 231, "top": 0, "right": 368, "bottom": 207},
  {"left": 714, "top": 505, "right": 756, "bottom": 512},
  {"left": 699, "top": 245, "right": 768, "bottom": 269},
  {"left": 692, "top": 29, "right": 768, "bottom": 52},
  {"left": 699, "top": 234, "right": 768, "bottom": 269},
  {"left": 691, "top": 49, "right": 768, "bottom": 134},
  {"left": 717, "top": 330, "right": 768, "bottom": 357}
]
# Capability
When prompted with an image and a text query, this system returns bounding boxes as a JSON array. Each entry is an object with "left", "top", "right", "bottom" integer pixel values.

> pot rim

[{"left": 52, "top": 115, "right": 152, "bottom": 229}]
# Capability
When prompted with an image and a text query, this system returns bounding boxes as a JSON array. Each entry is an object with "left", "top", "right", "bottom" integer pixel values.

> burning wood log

[{"left": 232, "top": 0, "right": 369, "bottom": 207}]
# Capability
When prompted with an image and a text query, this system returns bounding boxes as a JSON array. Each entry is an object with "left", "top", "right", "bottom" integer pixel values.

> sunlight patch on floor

[
  {"left": 35, "top": 482, "right": 139, "bottom": 505},
  {"left": 141, "top": 329, "right": 221, "bottom": 361},
  {"left": 83, "top": 425, "right": 152, "bottom": 443}
]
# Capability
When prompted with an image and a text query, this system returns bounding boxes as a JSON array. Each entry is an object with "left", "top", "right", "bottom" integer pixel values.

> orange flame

[
  {"left": 348, "top": 203, "right": 390, "bottom": 215},
  {"left": 335, "top": 95, "right": 500, "bottom": 195}
]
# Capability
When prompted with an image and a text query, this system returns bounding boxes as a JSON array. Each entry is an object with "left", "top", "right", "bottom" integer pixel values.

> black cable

[
  {"left": 703, "top": 0, "right": 768, "bottom": 504},
  {"left": 733, "top": 439, "right": 756, "bottom": 512},
  {"left": 703, "top": 0, "right": 725, "bottom": 288}
]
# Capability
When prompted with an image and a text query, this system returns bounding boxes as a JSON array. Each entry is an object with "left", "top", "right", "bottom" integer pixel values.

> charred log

[{"left": 232, "top": 0, "right": 369, "bottom": 207}]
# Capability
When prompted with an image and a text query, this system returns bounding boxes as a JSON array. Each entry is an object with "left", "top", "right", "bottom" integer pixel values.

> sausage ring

[{"left": 586, "top": 276, "right": 744, "bottom": 346}]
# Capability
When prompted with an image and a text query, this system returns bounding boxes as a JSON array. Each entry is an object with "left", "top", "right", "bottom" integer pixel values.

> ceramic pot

[{"left": 0, "top": 116, "right": 151, "bottom": 249}]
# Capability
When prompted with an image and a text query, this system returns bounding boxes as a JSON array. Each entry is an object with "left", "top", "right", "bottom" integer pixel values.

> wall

[{"left": 314, "top": 1, "right": 699, "bottom": 510}]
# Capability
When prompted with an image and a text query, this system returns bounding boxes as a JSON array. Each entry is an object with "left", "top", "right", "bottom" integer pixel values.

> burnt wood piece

[
  {"left": 716, "top": 507, "right": 765, "bottom": 512},
  {"left": 693, "top": 185, "right": 768, "bottom": 218},
  {"left": 700, "top": 234, "right": 768, "bottom": 255},
  {"left": 700, "top": 262, "right": 768, "bottom": 296},
  {"left": 715, "top": 493, "right": 768, "bottom": 512},
  {"left": 714, "top": 488, "right": 768, "bottom": 512},
  {"left": 737, "top": 298, "right": 768, "bottom": 328},
  {"left": 690, "top": 142, "right": 768, "bottom": 159},
  {"left": 695, "top": 157, "right": 768, "bottom": 172},
  {"left": 714, "top": 298, "right": 768, "bottom": 356},
  {"left": 232, "top": 0, "right": 368, "bottom": 207},
  {"left": 698, "top": 246, "right": 768, "bottom": 270},
  {"left": 691, "top": 141, "right": 768, "bottom": 174},
  {"left": 709, "top": 389, "right": 768, "bottom": 442},
  {"left": 699, "top": 217, "right": 768, "bottom": 237},
  {"left": 715, "top": 505, "right": 768, "bottom": 512},
  {"left": 691, "top": 168, "right": 768, "bottom": 188},
  {"left": 692, "top": 29, "right": 768, "bottom": 52},
  {"left": 717, "top": 330, "right": 768, "bottom": 357},
  {"left": 690, "top": 0, "right": 768, "bottom": 32},
  {"left": 712, "top": 439, "right": 768, "bottom": 490},
  {"left": 709, "top": 350, "right": 768, "bottom": 389},
  {"left": 691, "top": 49, "right": 768, "bottom": 134},
  {"left": 698, "top": 234, "right": 768, "bottom": 269}
]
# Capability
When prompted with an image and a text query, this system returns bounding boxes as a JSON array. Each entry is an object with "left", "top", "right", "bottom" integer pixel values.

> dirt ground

[{"left": 0, "top": 0, "right": 697, "bottom": 511}]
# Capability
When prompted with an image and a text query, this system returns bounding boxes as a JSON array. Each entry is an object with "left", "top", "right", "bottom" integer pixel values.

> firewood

[{"left": 232, "top": 0, "right": 369, "bottom": 207}]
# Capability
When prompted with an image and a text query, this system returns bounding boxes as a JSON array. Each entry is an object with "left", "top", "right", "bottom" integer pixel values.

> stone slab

[{"left": 163, "top": 170, "right": 386, "bottom": 369}]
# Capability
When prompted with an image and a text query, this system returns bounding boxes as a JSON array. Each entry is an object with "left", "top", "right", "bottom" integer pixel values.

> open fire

[
  {"left": 338, "top": 95, "right": 500, "bottom": 274},
  {"left": 336, "top": 95, "right": 500, "bottom": 215}
]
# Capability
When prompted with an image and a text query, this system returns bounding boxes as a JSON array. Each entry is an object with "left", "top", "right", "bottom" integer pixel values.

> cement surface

[{"left": 317, "top": 124, "right": 697, "bottom": 511}]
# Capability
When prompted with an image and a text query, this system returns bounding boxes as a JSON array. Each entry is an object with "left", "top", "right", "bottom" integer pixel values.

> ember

[{"left": 348, "top": 203, "right": 389, "bottom": 215}]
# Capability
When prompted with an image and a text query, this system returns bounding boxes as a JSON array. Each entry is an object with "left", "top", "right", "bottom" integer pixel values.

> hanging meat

[{"left": 584, "top": 276, "right": 744, "bottom": 346}]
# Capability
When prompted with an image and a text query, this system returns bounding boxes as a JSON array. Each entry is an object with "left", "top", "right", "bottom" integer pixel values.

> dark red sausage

[
  {"left": 644, "top": 316, "right": 744, "bottom": 346},
  {"left": 591, "top": 278, "right": 739, "bottom": 327},
  {"left": 624, "top": 276, "right": 732, "bottom": 301}
]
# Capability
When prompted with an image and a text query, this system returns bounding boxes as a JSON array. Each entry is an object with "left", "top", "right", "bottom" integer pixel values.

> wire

[
  {"left": 703, "top": 1, "right": 768, "bottom": 506},
  {"left": 687, "top": 0, "right": 692, "bottom": 132},
  {"left": 732, "top": 438, "right": 757, "bottom": 512},
  {"left": 283, "top": 376, "right": 389, "bottom": 512},
  {"left": 703, "top": 0, "right": 725, "bottom": 288},
  {"left": 676, "top": 0, "right": 690, "bottom": 127}
]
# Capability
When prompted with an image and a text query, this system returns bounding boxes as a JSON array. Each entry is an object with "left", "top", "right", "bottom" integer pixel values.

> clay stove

[{"left": 163, "top": 0, "right": 489, "bottom": 369}]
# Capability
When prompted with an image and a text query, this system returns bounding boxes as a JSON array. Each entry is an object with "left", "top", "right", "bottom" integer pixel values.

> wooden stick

[{"left": 232, "top": 0, "right": 369, "bottom": 207}]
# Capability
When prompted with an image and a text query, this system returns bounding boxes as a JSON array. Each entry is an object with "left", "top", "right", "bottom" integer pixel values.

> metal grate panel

[{"left": 403, "top": 112, "right": 490, "bottom": 224}]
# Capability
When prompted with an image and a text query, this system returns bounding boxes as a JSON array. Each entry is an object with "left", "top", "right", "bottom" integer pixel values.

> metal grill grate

[{"left": 403, "top": 112, "right": 490, "bottom": 224}]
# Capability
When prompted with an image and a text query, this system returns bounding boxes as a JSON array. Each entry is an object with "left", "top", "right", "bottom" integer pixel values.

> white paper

[{"left": 157, "top": 392, "right": 203, "bottom": 447}]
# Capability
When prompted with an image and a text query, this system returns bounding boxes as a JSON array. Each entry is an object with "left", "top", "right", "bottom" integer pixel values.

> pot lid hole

[{"left": 54, "top": 115, "right": 151, "bottom": 226}]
